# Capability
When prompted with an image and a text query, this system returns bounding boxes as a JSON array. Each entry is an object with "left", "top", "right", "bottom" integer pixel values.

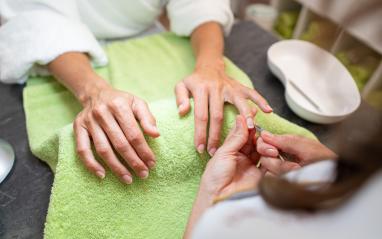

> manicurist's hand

[
  {"left": 175, "top": 22, "right": 272, "bottom": 157},
  {"left": 184, "top": 115, "right": 262, "bottom": 239},
  {"left": 48, "top": 52, "right": 159, "bottom": 184},
  {"left": 200, "top": 115, "right": 262, "bottom": 199},
  {"left": 256, "top": 131, "right": 337, "bottom": 176}
]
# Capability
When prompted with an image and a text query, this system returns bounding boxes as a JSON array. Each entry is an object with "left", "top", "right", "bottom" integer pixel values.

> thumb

[
  {"left": 220, "top": 115, "right": 248, "bottom": 153},
  {"left": 260, "top": 131, "right": 298, "bottom": 155}
]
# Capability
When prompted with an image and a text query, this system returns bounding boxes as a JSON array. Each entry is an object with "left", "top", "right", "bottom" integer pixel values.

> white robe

[
  {"left": 192, "top": 160, "right": 382, "bottom": 239},
  {"left": 0, "top": 0, "right": 233, "bottom": 83}
]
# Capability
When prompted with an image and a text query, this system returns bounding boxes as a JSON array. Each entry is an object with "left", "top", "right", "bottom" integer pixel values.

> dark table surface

[{"left": 0, "top": 21, "right": 335, "bottom": 239}]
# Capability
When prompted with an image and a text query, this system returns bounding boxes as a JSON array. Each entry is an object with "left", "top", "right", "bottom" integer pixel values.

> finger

[
  {"left": 260, "top": 157, "right": 300, "bottom": 176},
  {"left": 240, "top": 128, "right": 256, "bottom": 155},
  {"left": 207, "top": 93, "right": 224, "bottom": 156},
  {"left": 256, "top": 137, "right": 279, "bottom": 157},
  {"left": 110, "top": 105, "right": 156, "bottom": 173},
  {"left": 74, "top": 121, "right": 105, "bottom": 179},
  {"left": 261, "top": 131, "right": 299, "bottom": 155},
  {"left": 94, "top": 109, "right": 152, "bottom": 178},
  {"left": 132, "top": 99, "right": 160, "bottom": 137},
  {"left": 86, "top": 117, "right": 133, "bottom": 184},
  {"left": 175, "top": 81, "right": 191, "bottom": 116},
  {"left": 193, "top": 90, "right": 209, "bottom": 153},
  {"left": 245, "top": 88, "right": 273, "bottom": 113},
  {"left": 259, "top": 157, "right": 283, "bottom": 175},
  {"left": 219, "top": 115, "right": 248, "bottom": 153},
  {"left": 233, "top": 98, "right": 255, "bottom": 129}
]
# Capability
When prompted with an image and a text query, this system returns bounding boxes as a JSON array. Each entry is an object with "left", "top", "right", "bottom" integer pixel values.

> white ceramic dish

[
  {"left": 0, "top": 139, "right": 15, "bottom": 184},
  {"left": 267, "top": 40, "right": 361, "bottom": 124}
]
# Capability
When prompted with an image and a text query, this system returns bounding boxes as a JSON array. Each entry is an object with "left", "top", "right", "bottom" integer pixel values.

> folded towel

[{"left": 23, "top": 33, "right": 315, "bottom": 239}]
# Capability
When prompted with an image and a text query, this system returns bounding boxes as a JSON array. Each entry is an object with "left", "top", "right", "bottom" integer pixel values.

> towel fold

[{"left": 23, "top": 33, "right": 315, "bottom": 239}]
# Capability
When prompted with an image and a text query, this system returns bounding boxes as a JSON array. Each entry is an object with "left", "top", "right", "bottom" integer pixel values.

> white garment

[
  {"left": 192, "top": 161, "right": 382, "bottom": 239},
  {"left": 0, "top": 0, "right": 233, "bottom": 83}
]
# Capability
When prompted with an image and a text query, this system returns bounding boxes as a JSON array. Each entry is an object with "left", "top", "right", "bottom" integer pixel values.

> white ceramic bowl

[{"left": 267, "top": 40, "right": 361, "bottom": 124}]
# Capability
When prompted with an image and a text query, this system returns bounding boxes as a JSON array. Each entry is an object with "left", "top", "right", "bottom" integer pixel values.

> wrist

[
  {"left": 195, "top": 57, "right": 225, "bottom": 73},
  {"left": 77, "top": 74, "right": 111, "bottom": 105}
]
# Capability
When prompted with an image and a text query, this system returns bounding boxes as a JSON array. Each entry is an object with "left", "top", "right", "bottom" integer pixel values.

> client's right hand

[
  {"left": 256, "top": 132, "right": 337, "bottom": 176},
  {"left": 73, "top": 83, "right": 160, "bottom": 184}
]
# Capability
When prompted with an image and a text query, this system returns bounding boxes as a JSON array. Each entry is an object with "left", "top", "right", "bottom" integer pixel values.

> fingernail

[
  {"left": 152, "top": 125, "right": 159, "bottom": 133},
  {"left": 148, "top": 161, "right": 156, "bottom": 168},
  {"left": 208, "top": 148, "right": 217, "bottom": 156},
  {"left": 197, "top": 144, "right": 205, "bottom": 154},
  {"left": 178, "top": 103, "right": 184, "bottom": 113},
  {"left": 122, "top": 175, "right": 133, "bottom": 184},
  {"left": 265, "top": 148, "right": 278, "bottom": 156},
  {"left": 139, "top": 170, "right": 149, "bottom": 179},
  {"left": 246, "top": 117, "right": 254, "bottom": 129},
  {"left": 264, "top": 105, "right": 273, "bottom": 112},
  {"left": 96, "top": 171, "right": 105, "bottom": 179}
]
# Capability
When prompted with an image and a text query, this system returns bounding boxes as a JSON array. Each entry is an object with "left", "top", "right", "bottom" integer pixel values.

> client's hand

[
  {"left": 256, "top": 132, "right": 337, "bottom": 176},
  {"left": 200, "top": 115, "right": 261, "bottom": 200},
  {"left": 175, "top": 67, "right": 272, "bottom": 157},
  {"left": 74, "top": 83, "right": 160, "bottom": 184}
]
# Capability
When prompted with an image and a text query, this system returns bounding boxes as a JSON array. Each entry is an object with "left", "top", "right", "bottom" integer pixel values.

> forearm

[
  {"left": 47, "top": 52, "right": 110, "bottom": 105},
  {"left": 184, "top": 186, "right": 215, "bottom": 239},
  {"left": 191, "top": 22, "right": 225, "bottom": 71}
]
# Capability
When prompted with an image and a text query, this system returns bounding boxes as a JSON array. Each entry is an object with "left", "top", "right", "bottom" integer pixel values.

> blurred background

[{"left": 230, "top": 0, "right": 382, "bottom": 109}]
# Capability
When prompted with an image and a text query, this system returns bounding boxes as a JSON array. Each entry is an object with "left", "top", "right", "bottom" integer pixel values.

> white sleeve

[
  {"left": 0, "top": 0, "right": 107, "bottom": 84},
  {"left": 166, "top": 0, "right": 234, "bottom": 36}
]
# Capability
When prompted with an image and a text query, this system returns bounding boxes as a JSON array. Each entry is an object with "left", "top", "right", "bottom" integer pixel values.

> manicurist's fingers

[
  {"left": 193, "top": 90, "right": 209, "bottom": 154},
  {"left": 245, "top": 88, "right": 273, "bottom": 113},
  {"left": 259, "top": 156, "right": 300, "bottom": 176},
  {"left": 74, "top": 121, "right": 105, "bottom": 179},
  {"left": 207, "top": 93, "right": 224, "bottom": 156},
  {"left": 256, "top": 136, "right": 279, "bottom": 157},
  {"left": 132, "top": 99, "right": 160, "bottom": 138},
  {"left": 86, "top": 117, "right": 133, "bottom": 184},
  {"left": 110, "top": 104, "right": 156, "bottom": 173},
  {"left": 175, "top": 81, "right": 191, "bottom": 116}
]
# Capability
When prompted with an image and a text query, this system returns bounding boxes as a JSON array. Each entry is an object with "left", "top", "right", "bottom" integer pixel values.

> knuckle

[
  {"left": 128, "top": 160, "right": 141, "bottom": 170},
  {"left": 109, "top": 97, "right": 127, "bottom": 111},
  {"left": 114, "top": 140, "right": 128, "bottom": 152},
  {"left": 127, "top": 131, "right": 142, "bottom": 145},
  {"left": 195, "top": 113, "right": 208, "bottom": 123},
  {"left": 211, "top": 113, "right": 223, "bottom": 123},
  {"left": 96, "top": 146, "right": 110, "bottom": 157},
  {"left": 76, "top": 147, "right": 88, "bottom": 156},
  {"left": 92, "top": 105, "right": 107, "bottom": 118}
]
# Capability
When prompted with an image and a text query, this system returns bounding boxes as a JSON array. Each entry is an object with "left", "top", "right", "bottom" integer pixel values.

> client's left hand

[
  {"left": 175, "top": 67, "right": 272, "bottom": 157},
  {"left": 199, "top": 115, "right": 262, "bottom": 200}
]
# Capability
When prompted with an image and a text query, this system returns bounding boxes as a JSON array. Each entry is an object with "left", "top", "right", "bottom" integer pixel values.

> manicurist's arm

[
  {"left": 48, "top": 52, "right": 159, "bottom": 184},
  {"left": 175, "top": 22, "right": 273, "bottom": 157}
]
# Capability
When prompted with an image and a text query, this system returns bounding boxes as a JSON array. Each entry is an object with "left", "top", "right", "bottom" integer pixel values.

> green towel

[{"left": 23, "top": 33, "right": 315, "bottom": 239}]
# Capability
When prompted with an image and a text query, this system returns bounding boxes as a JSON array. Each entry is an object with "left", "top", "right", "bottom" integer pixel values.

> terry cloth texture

[{"left": 23, "top": 33, "right": 315, "bottom": 239}]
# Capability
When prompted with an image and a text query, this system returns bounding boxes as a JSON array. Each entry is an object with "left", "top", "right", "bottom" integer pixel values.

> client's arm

[
  {"left": 175, "top": 22, "right": 273, "bottom": 157},
  {"left": 48, "top": 52, "right": 160, "bottom": 183}
]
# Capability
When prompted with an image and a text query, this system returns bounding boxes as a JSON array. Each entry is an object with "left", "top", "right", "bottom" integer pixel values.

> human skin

[
  {"left": 256, "top": 131, "right": 337, "bottom": 175},
  {"left": 183, "top": 117, "right": 337, "bottom": 238},
  {"left": 47, "top": 21, "right": 272, "bottom": 184}
]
